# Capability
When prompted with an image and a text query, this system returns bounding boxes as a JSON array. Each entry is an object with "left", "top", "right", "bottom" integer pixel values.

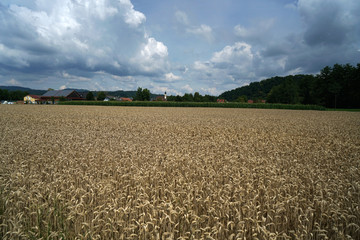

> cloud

[
  {"left": 211, "top": 42, "right": 254, "bottom": 65},
  {"left": 165, "top": 72, "right": 181, "bottom": 81},
  {"left": 298, "top": 0, "right": 356, "bottom": 46},
  {"left": 285, "top": 2, "right": 298, "bottom": 10},
  {"left": 234, "top": 18, "right": 275, "bottom": 43},
  {"left": 186, "top": 24, "right": 213, "bottom": 42},
  {"left": 200, "top": 87, "right": 220, "bottom": 96},
  {"left": 150, "top": 85, "right": 181, "bottom": 96},
  {"left": 0, "top": 0, "right": 165, "bottom": 88},
  {"left": 133, "top": 37, "right": 169, "bottom": 74},
  {"left": 119, "top": 0, "right": 146, "bottom": 27},
  {"left": 175, "top": 10, "right": 214, "bottom": 42},
  {"left": 255, "top": 0, "right": 360, "bottom": 75},
  {"left": 175, "top": 10, "right": 189, "bottom": 25},
  {"left": 1, "top": 0, "right": 359, "bottom": 96},
  {"left": 189, "top": 42, "right": 257, "bottom": 88},
  {"left": 6, "top": 78, "right": 21, "bottom": 86},
  {"left": 181, "top": 84, "right": 193, "bottom": 93}
]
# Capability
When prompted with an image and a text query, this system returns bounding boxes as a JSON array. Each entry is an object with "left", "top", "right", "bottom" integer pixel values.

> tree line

[
  {"left": 167, "top": 92, "right": 217, "bottom": 102},
  {"left": 0, "top": 89, "right": 29, "bottom": 101},
  {"left": 219, "top": 63, "right": 360, "bottom": 108},
  {"left": 134, "top": 88, "right": 218, "bottom": 102}
]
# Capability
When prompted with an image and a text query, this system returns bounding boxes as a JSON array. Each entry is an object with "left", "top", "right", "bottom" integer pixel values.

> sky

[{"left": 0, "top": 0, "right": 359, "bottom": 96}]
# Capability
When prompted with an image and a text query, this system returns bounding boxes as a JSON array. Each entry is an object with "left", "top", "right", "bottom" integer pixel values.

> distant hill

[
  {"left": 218, "top": 75, "right": 312, "bottom": 102},
  {"left": 0, "top": 86, "right": 47, "bottom": 95}
]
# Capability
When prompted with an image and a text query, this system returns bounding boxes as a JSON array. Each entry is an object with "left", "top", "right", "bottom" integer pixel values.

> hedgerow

[{"left": 59, "top": 101, "right": 326, "bottom": 110}]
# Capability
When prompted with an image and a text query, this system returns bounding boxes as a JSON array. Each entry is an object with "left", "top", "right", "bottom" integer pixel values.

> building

[
  {"left": 119, "top": 97, "right": 132, "bottom": 102},
  {"left": 217, "top": 99, "right": 225, "bottom": 103},
  {"left": 155, "top": 96, "right": 166, "bottom": 101},
  {"left": 24, "top": 95, "right": 41, "bottom": 104},
  {"left": 41, "top": 90, "right": 84, "bottom": 103}
]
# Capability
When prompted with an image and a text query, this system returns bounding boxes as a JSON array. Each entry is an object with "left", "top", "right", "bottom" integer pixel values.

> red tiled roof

[
  {"left": 28, "top": 95, "right": 41, "bottom": 99},
  {"left": 120, "top": 97, "right": 132, "bottom": 101}
]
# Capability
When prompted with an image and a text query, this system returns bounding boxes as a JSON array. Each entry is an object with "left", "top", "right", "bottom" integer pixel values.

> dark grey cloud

[
  {"left": 299, "top": 1, "right": 353, "bottom": 46},
  {"left": 260, "top": 44, "right": 288, "bottom": 58}
]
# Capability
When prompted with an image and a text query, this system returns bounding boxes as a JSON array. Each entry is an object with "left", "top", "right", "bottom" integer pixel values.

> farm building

[
  {"left": 24, "top": 95, "right": 41, "bottom": 104},
  {"left": 41, "top": 90, "right": 85, "bottom": 103},
  {"left": 119, "top": 97, "right": 132, "bottom": 102}
]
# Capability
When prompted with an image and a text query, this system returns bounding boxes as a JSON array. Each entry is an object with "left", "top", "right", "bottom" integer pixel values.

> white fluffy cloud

[
  {"left": 187, "top": 24, "right": 213, "bottom": 42},
  {"left": 133, "top": 37, "right": 169, "bottom": 74},
  {"left": 0, "top": 0, "right": 166, "bottom": 88},
  {"left": 211, "top": 42, "right": 253, "bottom": 65},
  {"left": 192, "top": 42, "right": 257, "bottom": 84},
  {"left": 165, "top": 72, "right": 181, "bottom": 81},
  {"left": 181, "top": 84, "right": 193, "bottom": 93}
]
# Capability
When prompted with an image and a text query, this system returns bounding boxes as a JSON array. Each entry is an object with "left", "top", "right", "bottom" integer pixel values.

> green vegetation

[
  {"left": 59, "top": 100, "right": 325, "bottom": 110},
  {"left": 167, "top": 92, "right": 217, "bottom": 102},
  {"left": 134, "top": 87, "right": 151, "bottom": 101},
  {"left": 219, "top": 63, "right": 360, "bottom": 109},
  {"left": 86, "top": 91, "right": 94, "bottom": 101},
  {"left": 0, "top": 89, "right": 28, "bottom": 101},
  {"left": 96, "top": 91, "right": 106, "bottom": 101}
]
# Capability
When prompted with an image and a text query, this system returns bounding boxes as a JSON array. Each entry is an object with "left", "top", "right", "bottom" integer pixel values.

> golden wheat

[{"left": 0, "top": 105, "right": 359, "bottom": 239}]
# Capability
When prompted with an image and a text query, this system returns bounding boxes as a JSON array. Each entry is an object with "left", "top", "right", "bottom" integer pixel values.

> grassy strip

[{"left": 59, "top": 101, "right": 326, "bottom": 110}]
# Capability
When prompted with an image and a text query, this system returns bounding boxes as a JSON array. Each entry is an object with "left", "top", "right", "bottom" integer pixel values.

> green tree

[
  {"left": 236, "top": 95, "right": 248, "bottom": 103},
  {"left": 9, "top": 90, "right": 28, "bottom": 101},
  {"left": 267, "top": 79, "right": 299, "bottom": 104},
  {"left": 134, "top": 87, "right": 151, "bottom": 101},
  {"left": 86, "top": 91, "right": 95, "bottom": 101},
  {"left": 298, "top": 75, "right": 316, "bottom": 105},
  {"left": 193, "top": 92, "right": 202, "bottom": 102},
  {"left": 182, "top": 93, "right": 194, "bottom": 102},
  {"left": 59, "top": 96, "right": 66, "bottom": 102},
  {"left": 135, "top": 87, "right": 143, "bottom": 101},
  {"left": 142, "top": 88, "right": 151, "bottom": 101},
  {"left": 175, "top": 95, "right": 182, "bottom": 101},
  {"left": 203, "top": 95, "right": 217, "bottom": 102},
  {"left": 97, "top": 91, "right": 106, "bottom": 101}
]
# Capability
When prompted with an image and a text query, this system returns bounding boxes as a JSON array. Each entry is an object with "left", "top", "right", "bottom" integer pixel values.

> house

[
  {"left": 247, "top": 100, "right": 254, "bottom": 104},
  {"left": 77, "top": 91, "right": 89, "bottom": 99},
  {"left": 217, "top": 99, "right": 225, "bottom": 103},
  {"left": 155, "top": 96, "right": 166, "bottom": 101},
  {"left": 41, "top": 90, "right": 85, "bottom": 103},
  {"left": 24, "top": 95, "right": 41, "bottom": 104},
  {"left": 119, "top": 97, "right": 132, "bottom": 102}
]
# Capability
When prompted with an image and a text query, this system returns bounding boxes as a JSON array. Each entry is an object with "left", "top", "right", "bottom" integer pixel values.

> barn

[{"left": 41, "top": 90, "right": 85, "bottom": 103}]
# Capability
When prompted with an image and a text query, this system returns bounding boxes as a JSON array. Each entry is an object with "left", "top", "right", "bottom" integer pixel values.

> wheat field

[{"left": 0, "top": 105, "right": 359, "bottom": 239}]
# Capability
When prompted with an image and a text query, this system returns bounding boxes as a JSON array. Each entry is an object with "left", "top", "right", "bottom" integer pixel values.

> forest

[
  {"left": 0, "top": 89, "right": 29, "bottom": 101},
  {"left": 219, "top": 63, "right": 360, "bottom": 108}
]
